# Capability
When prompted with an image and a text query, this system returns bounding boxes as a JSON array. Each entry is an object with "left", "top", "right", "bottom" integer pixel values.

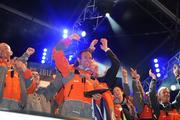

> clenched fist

[{"left": 26, "top": 47, "right": 35, "bottom": 56}]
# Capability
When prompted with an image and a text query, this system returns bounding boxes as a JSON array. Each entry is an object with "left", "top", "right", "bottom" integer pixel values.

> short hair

[
  {"left": 158, "top": 87, "right": 169, "bottom": 96},
  {"left": 78, "top": 48, "right": 93, "bottom": 59},
  {"left": 73, "top": 48, "right": 93, "bottom": 67}
]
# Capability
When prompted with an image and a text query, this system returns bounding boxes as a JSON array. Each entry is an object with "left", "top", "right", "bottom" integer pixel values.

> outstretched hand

[
  {"left": 121, "top": 67, "right": 128, "bottom": 83},
  {"left": 130, "top": 68, "right": 140, "bottom": 81},
  {"left": 122, "top": 67, "right": 128, "bottom": 79},
  {"left": 89, "top": 39, "right": 98, "bottom": 51},
  {"left": 149, "top": 69, "right": 156, "bottom": 80}
]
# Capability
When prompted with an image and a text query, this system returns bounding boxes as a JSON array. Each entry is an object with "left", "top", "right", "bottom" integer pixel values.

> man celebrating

[
  {"left": 53, "top": 34, "right": 118, "bottom": 119},
  {"left": 149, "top": 67, "right": 180, "bottom": 120},
  {"left": 0, "top": 43, "right": 36, "bottom": 111}
]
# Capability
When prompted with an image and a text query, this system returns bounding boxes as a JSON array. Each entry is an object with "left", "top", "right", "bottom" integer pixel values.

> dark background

[{"left": 0, "top": 0, "right": 179, "bottom": 82}]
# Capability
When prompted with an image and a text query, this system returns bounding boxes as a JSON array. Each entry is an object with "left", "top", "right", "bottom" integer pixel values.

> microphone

[{"left": 10, "top": 66, "right": 14, "bottom": 78}]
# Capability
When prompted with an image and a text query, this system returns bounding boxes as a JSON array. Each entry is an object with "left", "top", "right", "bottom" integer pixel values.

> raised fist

[{"left": 26, "top": 47, "right": 35, "bottom": 56}]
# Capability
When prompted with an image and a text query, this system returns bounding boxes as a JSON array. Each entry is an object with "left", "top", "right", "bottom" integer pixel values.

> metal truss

[
  {"left": 132, "top": 0, "right": 180, "bottom": 39},
  {"left": 133, "top": 0, "right": 180, "bottom": 91},
  {"left": 142, "top": 51, "right": 180, "bottom": 92},
  {"left": 166, "top": 51, "right": 180, "bottom": 74},
  {"left": 72, "top": 0, "right": 104, "bottom": 32}
]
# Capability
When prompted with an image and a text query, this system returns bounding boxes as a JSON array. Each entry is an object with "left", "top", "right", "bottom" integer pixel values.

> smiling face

[
  {"left": 89, "top": 61, "right": 99, "bottom": 77},
  {"left": 79, "top": 51, "right": 92, "bottom": 69},
  {"left": 158, "top": 87, "right": 170, "bottom": 104},
  {"left": 113, "top": 87, "right": 124, "bottom": 103}
]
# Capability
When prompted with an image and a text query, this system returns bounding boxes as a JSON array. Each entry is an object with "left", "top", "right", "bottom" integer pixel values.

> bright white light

[
  {"left": 156, "top": 68, "right": 160, "bottom": 73},
  {"left": 157, "top": 73, "right": 161, "bottom": 78},
  {"left": 68, "top": 55, "right": 73, "bottom": 61},
  {"left": 41, "top": 60, "right": 45, "bottom": 64},
  {"left": 105, "top": 13, "right": 110, "bottom": 17},
  {"left": 81, "top": 31, "right": 86, "bottom": 37},
  {"left": 155, "top": 64, "right": 159, "bottom": 68},
  {"left": 43, "top": 52, "right": 47, "bottom": 56},
  {"left": 42, "top": 56, "right": 46, "bottom": 60},
  {"left": 69, "top": 55, "right": 73, "bottom": 58},
  {"left": 63, "top": 29, "right": 68, "bottom": 34},
  {"left": 63, "top": 34, "right": 68, "bottom": 38},
  {"left": 43, "top": 48, "right": 47, "bottom": 52},
  {"left": 69, "top": 55, "right": 73, "bottom": 61},
  {"left": 154, "top": 58, "right": 158, "bottom": 63},
  {"left": 170, "top": 85, "right": 176, "bottom": 91}
]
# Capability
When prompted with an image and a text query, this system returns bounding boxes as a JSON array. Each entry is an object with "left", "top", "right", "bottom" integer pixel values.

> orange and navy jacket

[
  {"left": 0, "top": 61, "right": 36, "bottom": 110},
  {"left": 53, "top": 38, "right": 116, "bottom": 119}
]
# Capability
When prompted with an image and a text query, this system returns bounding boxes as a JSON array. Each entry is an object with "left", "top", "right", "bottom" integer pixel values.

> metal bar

[{"left": 151, "top": 0, "right": 180, "bottom": 25}]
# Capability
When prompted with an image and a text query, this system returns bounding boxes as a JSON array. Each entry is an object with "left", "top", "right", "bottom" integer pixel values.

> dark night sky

[{"left": 0, "top": 0, "right": 179, "bottom": 80}]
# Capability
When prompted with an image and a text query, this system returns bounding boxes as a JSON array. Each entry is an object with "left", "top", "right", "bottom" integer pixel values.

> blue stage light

[
  {"left": 63, "top": 34, "right": 68, "bottom": 38},
  {"left": 154, "top": 58, "right": 158, "bottom": 63},
  {"left": 81, "top": 31, "right": 86, "bottom": 37},
  {"left": 42, "top": 56, "right": 46, "bottom": 60},
  {"left": 157, "top": 73, "right": 161, "bottom": 78},
  {"left": 155, "top": 64, "right": 159, "bottom": 68},
  {"left": 156, "top": 68, "right": 160, "bottom": 73},
  {"left": 63, "top": 29, "right": 68, "bottom": 34},
  {"left": 43, "top": 52, "right": 47, "bottom": 56},
  {"left": 43, "top": 48, "right": 47, "bottom": 52},
  {"left": 41, "top": 60, "right": 45, "bottom": 64}
]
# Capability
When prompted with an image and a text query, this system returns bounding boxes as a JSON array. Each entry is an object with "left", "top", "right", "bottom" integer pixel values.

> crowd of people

[{"left": 0, "top": 33, "right": 179, "bottom": 120}]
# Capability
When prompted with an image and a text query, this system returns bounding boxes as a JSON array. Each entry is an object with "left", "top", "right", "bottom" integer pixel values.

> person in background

[
  {"left": 131, "top": 68, "right": 155, "bottom": 120},
  {"left": 149, "top": 66, "right": 180, "bottom": 120},
  {"left": 113, "top": 67, "right": 138, "bottom": 120},
  {"left": 25, "top": 70, "right": 51, "bottom": 116}
]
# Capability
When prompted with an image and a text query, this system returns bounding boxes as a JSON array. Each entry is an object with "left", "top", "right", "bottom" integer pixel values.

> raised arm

[
  {"left": 37, "top": 70, "right": 63, "bottom": 101},
  {"left": 131, "top": 68, "right": 144, "bottom": 113},
  {"left": 149, "top": 69, "right": 160, "bottom": 117},
  {"left": 121, "top": 67, "right": 130, "bottom": 96},
  {"left": 53, "top": 33, "right": 80, "bottom": 77},
  {"left": 18, "top": 47, "right": 35, "bottom": 64},
  {"left": 172, "top": 64, "right": 180, "bottom": 109},
  {"left": 98, "top": 38, "right": 120, "bottom": 89},
  {"left": 14, "top": 60, "right": 36, "bottom": 94}
]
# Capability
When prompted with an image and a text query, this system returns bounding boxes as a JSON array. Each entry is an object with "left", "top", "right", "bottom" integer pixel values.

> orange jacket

[
  {"left": 53, "top": 43, "right": 115, "bottom": 119},
  {"left": 158, "top": 109, "right": 180, "bottom": 120},
  {"left": 0, "top": 62, "right": 36, "bottom": 103},
  {"left": 114, "top": 104, "right": 123, "bottom": 120},
  {"left": 139, "top": 104, "right": 153, "bottom": 119}
]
